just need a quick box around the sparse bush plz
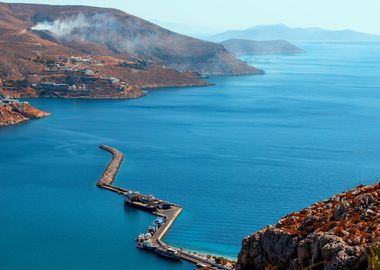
[214,256,229,265]
[368,244,380,270]
[264,265,278,270]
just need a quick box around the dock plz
[97,145,235,270]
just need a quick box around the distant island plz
[220,39,304,55]
[211,24,380,42]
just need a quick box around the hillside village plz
[0,56,149,99]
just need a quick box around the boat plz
[158,202,171,210]
[155,247,181,261]
[144,233,152,240]
[148,224,158,234]
[154,217,165,225]
[135,233,145,249]
[143,239,158,251]
[124,197,156,212]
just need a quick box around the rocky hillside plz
[220,39,304,55]
[0,2,262,78]
[237,182,380,270]
[0,102,50,126]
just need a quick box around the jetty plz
[97,145,235,270]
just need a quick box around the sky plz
[3,0,380,35]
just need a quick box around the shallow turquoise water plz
[1,43,380,269]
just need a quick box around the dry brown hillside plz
[238,182,380,270]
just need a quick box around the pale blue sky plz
[4,0,380,35]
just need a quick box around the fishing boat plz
[124,197,156,212]
[143,239,158,251]
[155,247,181,261]
[135,233,145,249]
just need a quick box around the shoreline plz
[0,102,50,127]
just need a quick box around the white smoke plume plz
[32,14,90,40]
[31,13,141,55]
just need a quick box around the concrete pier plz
[97,145,235,270]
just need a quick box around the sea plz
[1,43,380,270]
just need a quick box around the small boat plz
[153,217,165,226]
[135,233,145,249]
[155,247,181,261]
[124,197,156,212]
[148,224,158,234]
[143,239,158,251]
[159,203,171,210]
[144,233,152,240]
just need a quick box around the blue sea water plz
[1,43,380,270]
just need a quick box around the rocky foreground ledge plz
[0,102,50,126]
[237,182,379,270]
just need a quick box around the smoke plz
[32,14,91,40]
[31,13,140,55]
[30,13,212,65]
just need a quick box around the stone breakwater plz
[237,182,380,270]
[0,103,50,126]
[97,145,124,187]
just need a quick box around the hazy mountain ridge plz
[220,39,304,55]
[212,24,380,42]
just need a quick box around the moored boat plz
[155,247,181,261]
[135,233,145,249]
[143,239,158,251]
[124,197,156,212]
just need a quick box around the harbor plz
[97,145,235,270]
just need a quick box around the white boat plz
[135,233,145,249]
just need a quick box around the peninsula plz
[0,2,265,126]
[0,97,49,126]
[0,3,263,101]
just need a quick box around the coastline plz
[0,102,50,127]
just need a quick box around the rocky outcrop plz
[237,182,380,270]
[0,102,50,126]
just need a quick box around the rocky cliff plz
[237,182,380,270]
[0,102,50,126]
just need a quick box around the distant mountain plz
[220,39,304,55]
[151,20,223,39]
[211,24,380,42]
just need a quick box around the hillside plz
[0,101,50,126]
[212,24,380,42]
[0,2,261,80]
[220,39,304,55]
[237,182,380,270]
